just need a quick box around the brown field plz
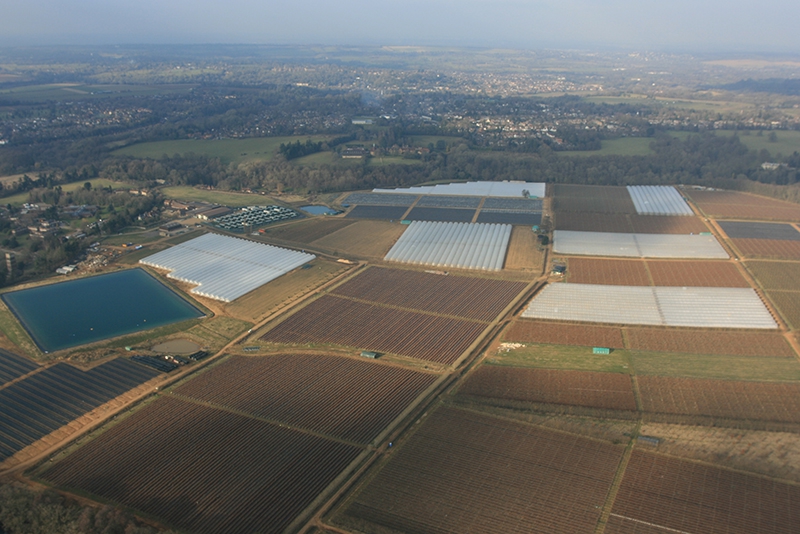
[607,450,800,534]
[687,189,800,221]
[747,260,800,290]
[174,353,436,444]
[260,217,355,243]
[310,220,405,258]
[567,258,650,286]
[646,260,750,287]
[638,375,800,423]
[505,320,625,348]
[261,295,487,365]
[331,266,527,322]
[42,396,362,534]
[626,327,794,357]
[732,238,800,259]
[555,212,632,232]
[628,214,708,234]
[459,366,636,411]
[767,291,800,329]
[638,422,800,483]
[504,225,545,271]
[342,407,623,534]
[225,259,347,322]
[552,184,636,214]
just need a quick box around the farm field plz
[344,205,408,220]
[504,225,544,271]
[629,214,707,234]
[161,186,277,207]
[767,291,800,329]
[732,237,800,259]
[258,218,355,244]
[416,195,482,208]
[339,407,624,534]
[458,366,637,411]
[260,296,487,365]
[405,207,476,222]
[1,178,133,206]
[632,351,800,381]
[647,259,749,287]
[505,320,625,349]
[0,349,38,386]
[174,353,437,445]
[567,258,650,286]
[552,184,636,214]
[607,450,800,534]
[625,327,795,357]
[330,267,527,322]
[476,210,542,225]
[489,343,631,373]
[342,192,418,206]
[747,260,800,290]
[718,221,800,240]
[686,189,800,221]
[555,212,631,233]
[716,129,800,156]
[638,375,800,423]
[41,396,362,534]
[310,220,405,258]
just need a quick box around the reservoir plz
[2,268,204,353]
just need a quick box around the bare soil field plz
[459,366,637,411]
[638,422,800,483]
[331,266,527,321]
[225,259,347,323]
[505,320,625,348]
[552,184,636,214]
[747,260,800,290]
[732,238,800,259]
[340,407,623,534]
[310,220,405,258]
[626,327,795,357]
[504,225,545,271]
[260,217,355,244]
[555,212,632,232]
[261,295,487,365]
[687,189,800,221]
[567,258,650,286]
[629,214,708,234]
[607,450,800,534]
[41,396,362,534]
[638,375,800,423]
[647,260,749,287]
[767,291,800,329]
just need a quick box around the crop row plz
[747,261,800,290]
[0,348,38,386]
[556,212,707,234]
[552,184,636,214]
[43,396,362,534]
[647,260,749,287]
[626,327,794,357]
[347,407,623,534]
[688,190,800,221]
[567,258,651,286]
[505,320,625,348]
[175,354,437,444]
[608,450,800,534]
[733,238,800,259]
[332,267,527,321]
[261,296,487,364]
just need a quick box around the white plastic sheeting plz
[553,230,728,259]
[627,185,694,215]
[140,233,314,302]
[384,221,512,271]
[522,283,777,329]
[374,181,546,199]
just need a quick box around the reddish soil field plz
[646,260,750,287]
[626,327,794,357]
[687,190,800,221]
[567,258,650,286]
[175,354,437,444]
[459,366,636,411]
[553,184,636,214]
[638,375,800,423]
[42,396,362,534]
[747,260,800,290]
[261,296,487,365]
[628,215,708,234]
[607,450,800,534]
[555,212,632,232]
[506,320,625,348]
[345,407,623,534]
[331,267,527,322]
[767,291,800,330]
[732,238,800,259]
[263,218,355,244]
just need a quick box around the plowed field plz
[505,320,625,348]
[459,366,636,411]
[175,354,437,444]
[638,375,800,423]
[261,296,487,364]
[344,407,623,534]
[732,238,800,259]
[608,450,800,534]
[747,260,800,290]
[626,327,794,357]
[555,213,707,234]
[331,267,527,321]
[311,220,406,258]
[261,218,355,244]
[42,396,362,534]
[647,260,749,287]
[629,215,707,234]
[767,291,800,329]
[567,258,650,286]
[553,184,636,214]
[687,190,800,221]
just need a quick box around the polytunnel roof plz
[553,230,728,259]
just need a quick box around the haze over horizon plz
[3,0,799,55]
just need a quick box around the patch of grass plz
[161,186,280,207]
[163,229,204,245]
[716,130,800,157]
[0,302,40,358]
[1,178,132,206]
[487,343,632,373]
[631,351,800,381]
[558,137,654,157]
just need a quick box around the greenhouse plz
[522,283,777,329]
[627,185,694,215]
[553,230,728,258]
[384,221,512,271]
[140,233,314,302]
[373,181,546,199]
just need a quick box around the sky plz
[2,0,799,53]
